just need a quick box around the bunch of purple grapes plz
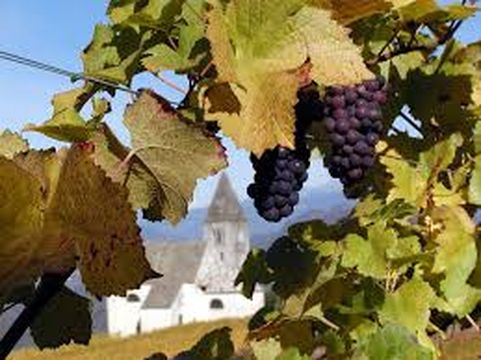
[323,77,388,187]
[246,86,322,222]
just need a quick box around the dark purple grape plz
[342,145,354,154]
[373,91,387,105]
[346,130,361,144]
[362,155,375,168]
[274,195,288,207]
[298,171,308,183]
[324,117,336,132]
[332,155,342,165]
[365,79,381,92]
[348,168,363,180]
[263,208,281,222]
[279,169,295,182]
[354,141,371,155]
[340,157,350,169]
[333,108,348,120]
[336,120,350,134]
[278,147,290,159]
[247,184,258,198]
[261,196,275,209]
[288,192,299,206]
[348,117,361,130]
[331,95,346,109]
[368,108,382,121]
[345,89,358,104]
[330,133,345,147]
[361,118,373,129]
[289,159,306,175]
[277,181,292,195]
[349,153,362,167]
[356,106,370,119]
[277,159,288,169]
[366,133,379,146]
[373,121,383,132]
[279,204,293,217]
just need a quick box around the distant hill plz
[140,187,355,248]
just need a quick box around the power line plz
[0,50,139,95]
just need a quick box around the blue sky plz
[0,1,479,210]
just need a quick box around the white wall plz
[171,284,265,325]
[129,284,266,334]
[140,308,172,333]
[106,284,151,337]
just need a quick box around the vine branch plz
[367,14,468,66]
[0,268,74,359]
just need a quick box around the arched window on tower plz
[210,298,224,309]
[126,293,140,302]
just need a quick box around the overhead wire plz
[0,49,140,95]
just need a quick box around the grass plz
[9,319,481,360]
[9,318,248,360]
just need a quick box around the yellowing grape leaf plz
[380,134,464,208]
[0,130,28,159]
[113,90,227,224]
[24,86,95,143]
[213,72,300,156]
[0,156,45,294]
[306,0,392,25]
[46,145,159,296]
[205,1,371,156]
[91,124,161,220]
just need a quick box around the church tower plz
[195,173,250,292]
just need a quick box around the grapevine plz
[0,1,480,360]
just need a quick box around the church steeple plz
[206,172,245,223]
[195,172,250,291]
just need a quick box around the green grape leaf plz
[205,1,371,156]
[30,286,92,349]
[379,277,435,348]
[380,133,464,208]
[107,0,137,24]
[24,86,95,143]
[0,130,28,158]
[48,145,159,296]
[305,0,392,25]
[118,0,186,30]
[251,338,283,360]
[355,323,434,360]
[235,248,273,299]
[82,24,147,84]
[406,66,475,133]
[341,223,397,279]
[174,327,234,360]
[276,348,311,360]
[117,89,227,224]
[431,206,481,316]
[142,0,207,73]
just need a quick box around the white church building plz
[106,173,266,337]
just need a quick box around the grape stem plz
[368,15,467,66]
[0,269,74,359]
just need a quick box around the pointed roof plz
[206,172,246,222]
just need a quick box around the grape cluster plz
[323,77,388,187]
[246,86,322,222]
